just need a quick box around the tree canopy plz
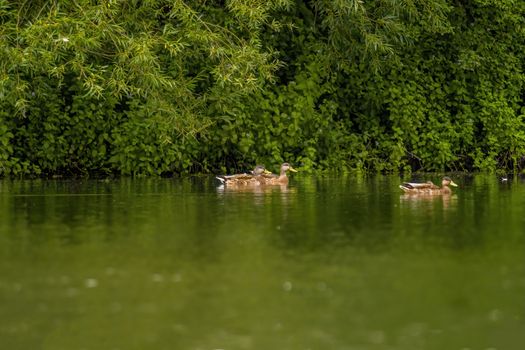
[1,0,524,176]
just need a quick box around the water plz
[1,175,524,350]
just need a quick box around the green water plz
[1,175,524,350]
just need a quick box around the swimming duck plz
[260,163,298,185]
[216,165,269,186]
[399,177,458,195]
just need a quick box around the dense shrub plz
[1,0,524,176]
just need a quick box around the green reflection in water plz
[0,175,524,350]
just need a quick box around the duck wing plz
[400,181,438,189]
[215,173,252,184]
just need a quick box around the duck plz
[399,177,458,195]
[216,165,269,186]
[259,163,298,185]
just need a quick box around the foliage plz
[0,0,291,176]
[1,0,525,176]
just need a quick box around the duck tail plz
[399,185,410,192]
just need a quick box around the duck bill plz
[450,181,458,187]
[288,167,298,172]
[263,169,273,174]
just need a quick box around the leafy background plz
[1,0,524,176]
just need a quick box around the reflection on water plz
[0,175,524,350]
[399,193,458,211]
[216,183,295,208]
[216,183,293,195]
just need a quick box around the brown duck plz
[399,177,458,195]
[259,163,298,185]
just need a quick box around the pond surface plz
[1,174,524,350]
